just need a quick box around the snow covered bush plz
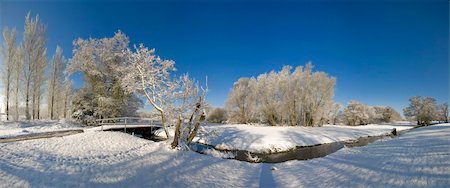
[207,107,227,123]
[343,101,401,126]
[226,63,336,126]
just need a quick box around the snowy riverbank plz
[0,124,449,187]
[159,123,417,153]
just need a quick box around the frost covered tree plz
[47,46,66,119]
[169,75,208,148]
[31,48,47,119]
[437,102,448,123]
[115,43,176,136]
[115,42,208,144]
[403,96,437,125]
[372,106,401,123]
[1,27,17,120]
[328,103,342,125]
[343,100,374,126]
[68,31,142,124]
[225,77,257,124]
[22,13,47,120]
[12,46,23,120]
[61,79,73,119]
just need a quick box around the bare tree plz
[48,46,65,119]
[1,27,17,121]
[13,46,23,120]
[32,49,47,119]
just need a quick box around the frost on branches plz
[116,43,208,148]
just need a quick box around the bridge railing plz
[95,117,162,131]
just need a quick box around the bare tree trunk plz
[187,113,206,143]
[6,85,9,121]
[63,93,68,118]
[171,115,182,149]
[32,88,36,120]
[15,69,20,121]
[37,91,41,119]
[25,81,30,120]
[50,94,54,119]
[159,111,169,138]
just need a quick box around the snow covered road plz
[0,124,449,187]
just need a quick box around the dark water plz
[106,127,163,140]
[190,142,344,163]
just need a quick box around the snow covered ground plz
[158,123,416,153]
[0,120,83,138]
[0,124,449,187]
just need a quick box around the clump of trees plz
[403,96,447,125]
[226,63,336,126]
[342,100,401,126]
[1,13,72,121]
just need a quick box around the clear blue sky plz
[1,0,448,113]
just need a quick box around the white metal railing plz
[95,117,162,131]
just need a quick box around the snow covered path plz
[0,120,83,138]
[0,124,449,187]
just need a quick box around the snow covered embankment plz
[197,123,415,154]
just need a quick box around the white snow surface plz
[0,124,449,187]
[161,123,416,153]
[0,120,83,138]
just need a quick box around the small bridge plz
[95,117,163,138]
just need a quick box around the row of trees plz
[1,13,72,121]
[403,96,448,125]
[226,64,336,126]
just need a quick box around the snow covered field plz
[0,120,83,138]
[0,124,449,187]
[164,123,417,153]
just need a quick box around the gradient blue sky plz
[1,0,448,113]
